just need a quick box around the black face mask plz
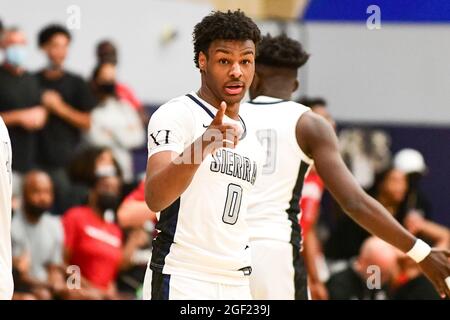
[97,192,120,213]
[24,203,49,218]
[97,82,116,95]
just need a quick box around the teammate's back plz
[241,98,312,244]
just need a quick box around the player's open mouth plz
[224,84,244,95]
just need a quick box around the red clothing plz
[62,206,123,290]
[122,181,158,230]
[116,82,142,110]
[124,180,145,202]
[299,169,325,236]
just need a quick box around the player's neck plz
[197,87,240,120]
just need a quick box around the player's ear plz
[293,79,299,93]
[198,52,207,71]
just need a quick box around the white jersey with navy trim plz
[240,96,313,245]
[147,92,263,285]
[0,116,13,299]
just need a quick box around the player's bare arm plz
[297,111,450,298]
[145,102,239,212]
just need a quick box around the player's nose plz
[229,62,243,79]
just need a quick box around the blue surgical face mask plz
[5,45,27,67]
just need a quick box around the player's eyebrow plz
[240,49,254,56]
[215,48,232,54]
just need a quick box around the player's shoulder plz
[152,94,195,118]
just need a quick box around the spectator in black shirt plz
[0,27,47,199]
[35,24,95,214]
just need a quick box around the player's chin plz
[221,91,246,105]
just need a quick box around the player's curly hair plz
[192,10,261,68]
[256,33,309,69]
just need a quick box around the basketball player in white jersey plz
[0,116,14,299]
[242,34,450,299]
[143,10,263,300]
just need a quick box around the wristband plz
[406,239,431,263]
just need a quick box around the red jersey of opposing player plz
[299,168,324,236]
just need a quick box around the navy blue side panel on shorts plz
[150,198,180,272]
[151,271,171,300]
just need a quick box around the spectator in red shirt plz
[62,165,142,299]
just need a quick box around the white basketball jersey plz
[147,92,263,285]
[0,116,13,299]
[240,96,313,247]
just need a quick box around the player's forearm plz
[146,161,199,212]
[341,192,416,253]
[145,140,205,212]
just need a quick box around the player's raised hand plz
[211,101,226,126]
[202,101,240,153]
[418,248,450,299]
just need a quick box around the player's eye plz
[241,59,251,65]
[219,58,229,65]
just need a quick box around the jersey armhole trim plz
[295,109,314,165]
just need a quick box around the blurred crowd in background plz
[0,19,448,300]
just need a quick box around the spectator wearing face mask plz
[11,171,66,300]
[0,28,47,199]
[62,164,143,299]
[95,40,143,112]
[67,146,123,210]
[86,62,145,183]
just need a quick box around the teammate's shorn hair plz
[192,10,261,68]
[256,33,309,69]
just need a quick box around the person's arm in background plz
[303,230,329,300]
[299,170,328,300]
[118,199,157,229]
[120,228,150,271]
[297,111,450,298]
[41,90,91,130]
[0,107,47,130]
[404,212,450,249]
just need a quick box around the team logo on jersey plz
[149,130,171,146]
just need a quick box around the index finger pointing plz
[212,101,227,125]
